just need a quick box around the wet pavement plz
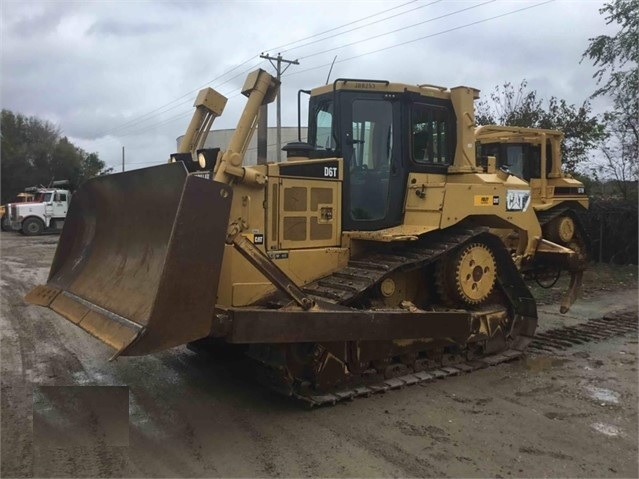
[1,231,637,478]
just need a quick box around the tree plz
[1,109,111,203]
[475,80,605,171]
[583,0,638,111]
[50,137,83,183]
[81,152,113,182]
[583,0,638,198]
[591,110,638,200]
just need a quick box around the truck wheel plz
[22,218,44,236]
[0,215,9,232]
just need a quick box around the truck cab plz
[8,186,72,235]
[1,192,36,231]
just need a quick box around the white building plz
[176,127,308,165]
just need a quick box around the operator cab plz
[303,79,457,232]
[478,141,553,182]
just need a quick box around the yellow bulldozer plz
[475,126,590,309]
[27,70,582,404]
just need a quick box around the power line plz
[266,0,420,53]
[128,0,492,138]
[120,86,251,139]
[115,2,474,138]
[108,1,467,138]
[101,56,263,136]
[280,0,443,55]
[114,1,554,141]
[298,0,496,61]
[106,2,433,138]
[287,0,555,79]
[122,89,251,139]
[120,110,193,138]
[113,59,267,137]
[260,54,300,161]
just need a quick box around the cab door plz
[52,192,67,217]
[340,93,405,231]
[44,192,54,219]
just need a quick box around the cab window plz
[313,101,335,150]
[349,99,393,221]
[411,104,451,165]
[505,145,524,179]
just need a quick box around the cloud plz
[86,19,169,37]
[3,2,74,37]
[1,0,618,171]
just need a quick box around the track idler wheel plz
[547,215,576,243]
[438,242,497,306]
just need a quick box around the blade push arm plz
[212,69,279,185]
[177,87,228,158]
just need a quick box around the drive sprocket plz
[438,242,497,306]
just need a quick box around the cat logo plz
[246,233,264,245]
[474,195,500,206]
[506,190,531,212]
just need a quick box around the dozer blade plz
[25,163,232,358]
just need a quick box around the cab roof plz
[475,125,564,142]
[310,79,478,101]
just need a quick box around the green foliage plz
[475,80,605,171]
[1,110,113,203]
[588,196,638,264]
[583,0,638,109]
[591,110,639,199]
[583,0,638,199]
[579,2,638,263]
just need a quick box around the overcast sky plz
[1,0,617,172]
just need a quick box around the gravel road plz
[1,231,637,478]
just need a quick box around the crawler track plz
[536,204,591,257]
[302,228,480,304]
[528,310,638,353]
[299,310,638,406]
[251,227,538,404]
[295,349,526,407]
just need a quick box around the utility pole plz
[122,146,125,172]
[260,53,299,161]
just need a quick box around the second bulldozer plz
[27,70,581,404]
[476,126,589,309]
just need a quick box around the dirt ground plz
[1,231,637,478]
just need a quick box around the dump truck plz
[27,70,580,404]
[475,126,589,306]
[1,192,36,231]
[5,181,72,235]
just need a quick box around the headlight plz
[196,148,219,170]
